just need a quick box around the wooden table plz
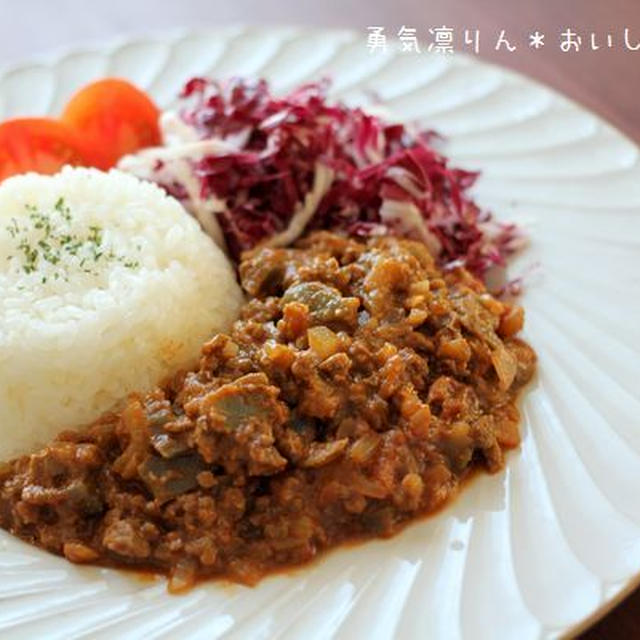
[0,0,638,636]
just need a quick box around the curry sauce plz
[0,232,536,590]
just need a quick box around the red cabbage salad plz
[119,77,526,283]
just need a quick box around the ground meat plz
[0,232,536,590]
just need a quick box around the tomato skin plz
[0,118,89,182]
[61,78,161,169]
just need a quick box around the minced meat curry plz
[0,232,536,590]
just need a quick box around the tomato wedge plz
[0,118,89,182]
[61,78,161,169]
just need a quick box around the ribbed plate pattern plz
[1,26,639,640]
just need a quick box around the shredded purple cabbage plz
[142,77,525,280]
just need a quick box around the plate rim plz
[0,23,638,153]
[0,24,639,640]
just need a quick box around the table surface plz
[1,0,639,637]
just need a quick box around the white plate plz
[1,25,639,640]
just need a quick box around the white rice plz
[0,167,243,460]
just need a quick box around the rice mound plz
[0,167,243,460]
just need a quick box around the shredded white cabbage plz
[379,199,442,257]
[119,112,336,255]
[264,163,335,248]
[117,112,232,250]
